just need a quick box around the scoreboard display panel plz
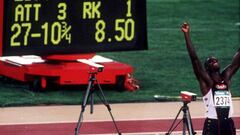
[0,0,147,56]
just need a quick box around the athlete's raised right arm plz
[181,23,212,95]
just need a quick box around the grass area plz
[0,0,239,106]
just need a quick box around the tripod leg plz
[96,80,122,135]
[90,90,94,114]
[74,80,93,135]
[185,108,195,135]
[183,111,187,135]
[166,106,183,135]
[75,110,84,135]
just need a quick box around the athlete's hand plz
[181,22,190,33]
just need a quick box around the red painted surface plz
[0,117,239,135]
[0,0,4,56]
[43,53,96,61]
[0,55,134,88]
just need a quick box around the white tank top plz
[202,89,233,119]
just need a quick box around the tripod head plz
[88,67,103,81]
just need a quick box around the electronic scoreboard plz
[0,0,147,56]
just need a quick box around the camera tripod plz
[74,71,121,135]
[165,101,196,135]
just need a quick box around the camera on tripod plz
[166,91,197,135]
[75,59,121,135]
[180,91,197,102]
[77,59,104,73]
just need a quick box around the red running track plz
[0,117,239,135]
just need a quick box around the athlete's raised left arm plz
[223,48,240,80]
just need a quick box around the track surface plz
[0,101,240,134]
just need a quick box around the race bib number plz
[214,91,231,108]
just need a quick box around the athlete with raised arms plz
[181,22,240,135]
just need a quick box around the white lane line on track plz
[66,129,240,135]
[76,130,203,135]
